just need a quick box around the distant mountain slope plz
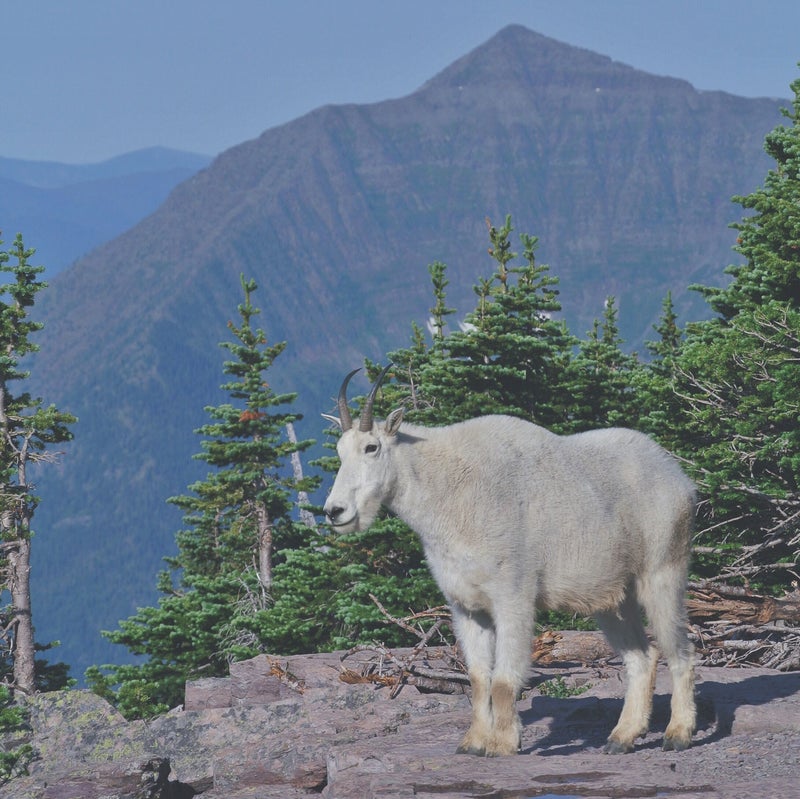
[0,147,212,273]
[27,25,787,678]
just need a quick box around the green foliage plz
[536,675,591,699]
[381,217,577,432]
[564,296,643,432]
[0,233,75,691]
[89,275,318,717]
[653,76,800,590]
[257,516,443,653]
[0,685,33,784]
[0,234,75,503]
[420,218,575,427]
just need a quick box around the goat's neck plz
[385,424,461,542]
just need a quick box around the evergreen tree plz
[0,685,32,783]
[181,274,314,591]
[0,234,75,694]
[401,217,576,429]
[565,296,642,431]
[88,275,316,717]
[229,516,441,656]
[664,75,800,589]
[636,292,687,445]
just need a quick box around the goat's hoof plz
[483,737,522,757]
[663,734,691,752]
[603,738,634,755]
[455,743,486,757]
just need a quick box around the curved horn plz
[359,363,393,432]
[337,368,361,432]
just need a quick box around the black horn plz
[337,368,361,432]
[359,363,393,432]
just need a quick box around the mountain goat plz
[323,366,697,757]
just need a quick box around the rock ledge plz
[3,648,799,798]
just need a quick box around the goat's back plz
[405,416,695,614]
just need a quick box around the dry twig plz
[339,600,468,695]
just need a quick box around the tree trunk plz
[255,501,272,593]
[7,537,35,693]
[286,423,317,530]
[687,580,800,624]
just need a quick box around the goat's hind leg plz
[595,592,657,754]
[639,567,696,751]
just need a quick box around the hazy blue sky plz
[3,0,799,164]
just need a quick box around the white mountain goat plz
[323,366,697,757]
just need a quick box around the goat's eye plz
[365,443,379,455]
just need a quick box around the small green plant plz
[537,675,590,699]
[0,686,34,784]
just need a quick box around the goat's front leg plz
[484,610,530,756]
[451,606,495,756]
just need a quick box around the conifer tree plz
[635,292,691,449]
[0,234,74,694]
[664,75,800,588]
[182,274,314,591]
[565,296,642,431]
[407,217,576,429]
[88,275,316,717]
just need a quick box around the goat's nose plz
[325,504,345,522]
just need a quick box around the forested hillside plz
[22,25,790,678]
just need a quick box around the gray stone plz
[2,652,798,799]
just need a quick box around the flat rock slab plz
[2,651,798,799]
[322,663,800,799]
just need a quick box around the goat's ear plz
[321,413,342,430]
[385,407,405,436]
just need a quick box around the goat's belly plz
[537,573,627,616]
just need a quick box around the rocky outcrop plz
[3,648,799,798]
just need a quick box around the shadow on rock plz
[518,668,800,756]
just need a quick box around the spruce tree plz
[0,234,75,694]
[409,217,576,429]
[88,275,316,717]
[565,296,642,432]
[665,75,800,589]
[636,292,686,445]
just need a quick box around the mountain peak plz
[422,23,690,98]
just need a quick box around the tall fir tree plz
[0,234,75,694]
[88,275,317,717]
[399,217,576,429]
[636,292,687,446]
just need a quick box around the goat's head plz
[322,365,404,532]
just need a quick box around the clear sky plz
[2,0,799,164]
